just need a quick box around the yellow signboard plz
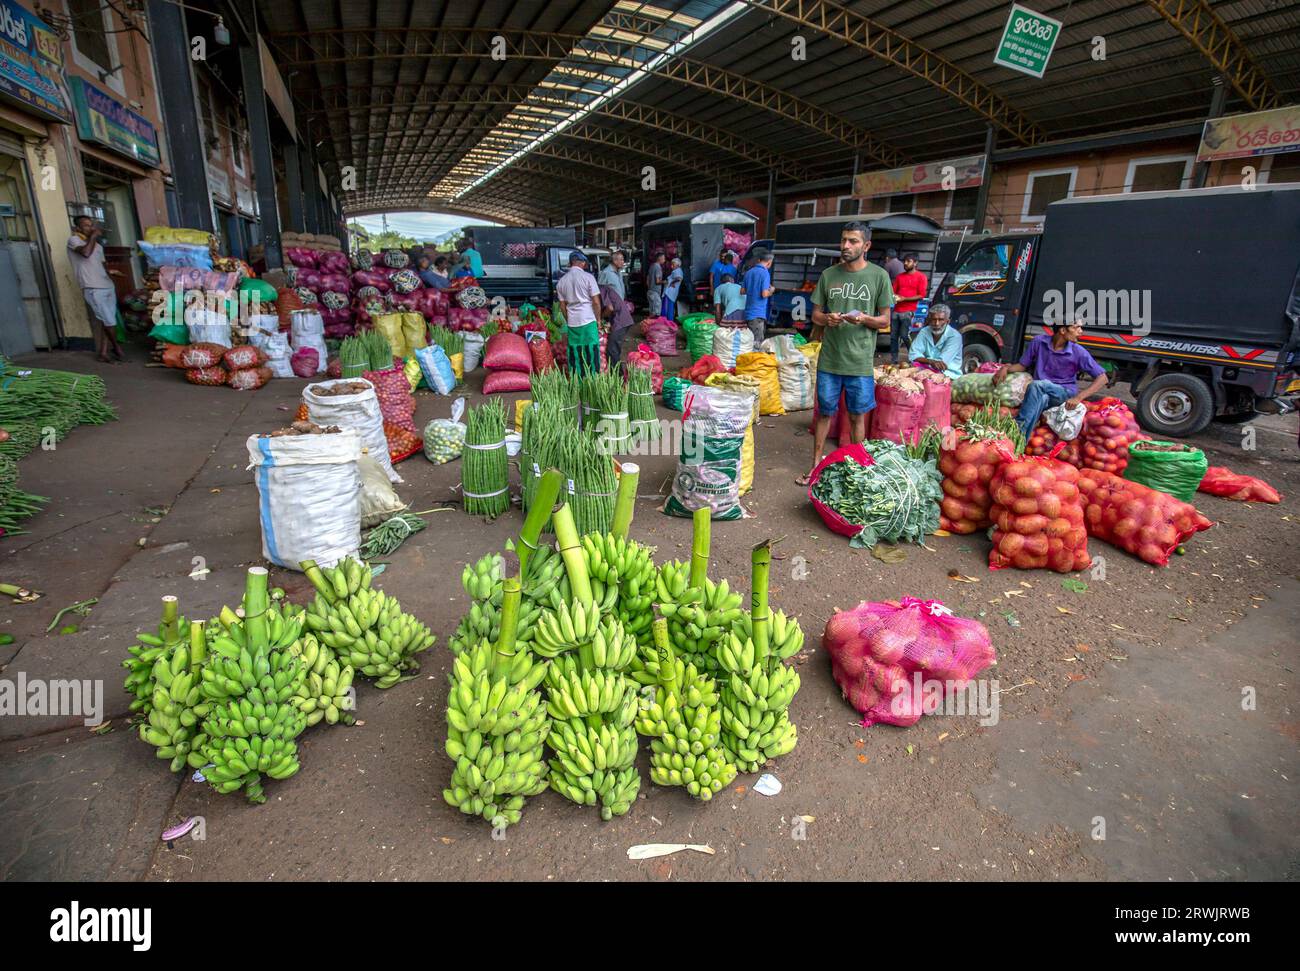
[1197,105,1300,163]
[854,155,985,199]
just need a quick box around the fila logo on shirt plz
[828,283,874,302]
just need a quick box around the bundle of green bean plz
[362,331,393,371]
[0,454,47,536]
[520,399,564,516]
[627,364,660,443]
[0,422,42,461]
[558,429,617,536]
[582,369,629,453]
[429,327,464,357]
[0,381,78,441]
[0,359,115,426]
[530,370,580,426]
[360,511,429,558]
[338,336,370,378]
[462,400,510,517]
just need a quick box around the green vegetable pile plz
[812,448,943,548]
[462,400,510,518]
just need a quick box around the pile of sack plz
[663,383,755,520]
[481,331,533,394]
[284,233,354,337]
[161,341,273,390]
[760,336,814,413]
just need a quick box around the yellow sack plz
[372,313,410,359]
[735,351,784,416]
[403,356,423,391]
[514,398,532,434]
[144,225,213,246]
[402,313,428,354]
[740,425,755,496]
[449,352,464,383]
[704,373,758,495]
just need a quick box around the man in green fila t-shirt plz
[797,221,893,486]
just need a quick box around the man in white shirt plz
[68,215,124,362]
[555,250,601,375]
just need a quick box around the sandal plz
[795,472,813,487]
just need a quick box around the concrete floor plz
[1,346,1296,881]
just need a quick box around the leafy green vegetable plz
[812,450,943,548]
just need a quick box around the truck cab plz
[936,233,1039,372]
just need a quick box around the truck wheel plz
[1136,373,1214,437]
[962,342,996,373]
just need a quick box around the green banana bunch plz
[461,552,503,602]
[122,600,188,716]
[289,633,356,726]
[448,596,542,656]
[443,638,551,828]
[461,546,568,608]
[729,609,805,662]
[629,562,743,682]
[300,558,436,688]
[137,624,211,774]
[533,597,603,658]
[197,599,309,804]
[634,654,736,801]
[581,533,657,646]
[717,632,801,773]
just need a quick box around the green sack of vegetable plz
[1123,440,1207,503]
[683,319,717,362]
[147,323,189,345]
[662,376,692,411]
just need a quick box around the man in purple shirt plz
[995,318,1108,440]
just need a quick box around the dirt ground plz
[1,345,1297,882]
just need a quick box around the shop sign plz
[669,197,719,217]
[207,165,232,204]
[854,154,986,199]
[606,210,634,231]
[1196,105,1300,163]
[992,3,1062,79]
[70,77,160,167]
[0,0,70,123]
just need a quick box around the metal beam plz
[1144,0,1281,111]
[238,37,283,268]
[737,0,1046,146]
[147,0,213,232]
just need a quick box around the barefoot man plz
[797,221,892,485]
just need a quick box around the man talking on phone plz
[797,221,892,486]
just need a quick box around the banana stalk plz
[552,502,593,608]
[517,469,563,578]
[689,506,711,589]
[243,567,270,653]
[610,462,639,540]
[751,541,771,673]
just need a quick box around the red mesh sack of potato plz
[364,366,417,432]
[483,331,533,372]
[871,384,924,444]
[178,342,227,369]
[161,343,188,369]
[222,345,267,371]
[383,420,423,464]
[988,446,1091,573]
[482,369,533,394]
[824,597,997,728]
[227,366,272,391]
[938,430,1014,534]
[1077,469,1213,566]
[627,343,663,392]
[1025,421,1082,466]
[1080,398,1145,474]
[185,366,226,386]
[1197,466,1281,503]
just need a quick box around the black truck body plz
[641,208,758,312]
[461,225,577,302]
[935,185,1300,437]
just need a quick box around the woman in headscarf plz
[661,257,684,323]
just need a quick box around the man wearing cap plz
[556,250,602,375]
[741,248,774,344]
[709,247,735,298]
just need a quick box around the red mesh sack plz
[1197,466,1281,503]
[364,366,417,431]
[808,443,876,538]
[276,288,304,331]
[483,369,533,394]
[1025,422,1082,466]
[185,366,226,386]
[643,317,679,357]
[179,342,227,369]
[383,421,423,464]
[824,597,996,728]
[627,344,664,393]
[682,354,728,385]
[295,404,309,422]
[1078,469,1213,566]
[871,385,925,444]
[222,345,267,371]
[326,357,343,379]
[527,337,556,373]
[352,269,391,292]
[290,347,319,378]
[483,332,533,372]
[448,306,490,331]
[227,366,272,391]
[918,374,952,431]
[988,446,1091,573]
[1080,398,1145,474]
[937,431,1013,533]
[161,344,188,369]
[810,389,854,443]
[285,247,318,268]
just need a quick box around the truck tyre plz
[1136,373,1214,438]
[962,342,997,373]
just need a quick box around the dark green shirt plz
[811,261,893,376]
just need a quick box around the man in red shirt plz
[890,252,928,365]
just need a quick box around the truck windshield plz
[951,243,1013,291]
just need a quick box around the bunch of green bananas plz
[450,547,568,654]
[729,609,805,660]
[544,616,641,819]
[289,633,356,726]
[580,532,657,645]
[717,631,800,773]
[449,596,542,656]
[534,598,604,657]
[137,626,210,774]
[629,562,743,680]
[634,654,736,801]
[300,557,435,688]
[197,601,309,803]
[443,638,551,828]
[122,600,188,716]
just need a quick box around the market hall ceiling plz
[261,0,1300,225]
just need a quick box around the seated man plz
[713,272,746,323]
[996,318,1108,440]
[907,302,962,378]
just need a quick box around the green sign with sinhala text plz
[993,3,1062,79]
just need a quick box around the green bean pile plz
[0,454,47,536]
[627,364,660,444]
[556,428,617,537]
[461,399,510,518]
[581,368,629,454]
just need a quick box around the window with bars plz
[947,187,980,223]
[1024,170,1075,219]
[68,0,115,73]
[794,200,815,218]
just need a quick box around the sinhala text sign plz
[993,3,1062,79]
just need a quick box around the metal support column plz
[239,39,283,267]
[972,125,996,234]
[1192,77,1228,189]
[764,169,776,237]
[147,0,213,231]
[283,141,305,233]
